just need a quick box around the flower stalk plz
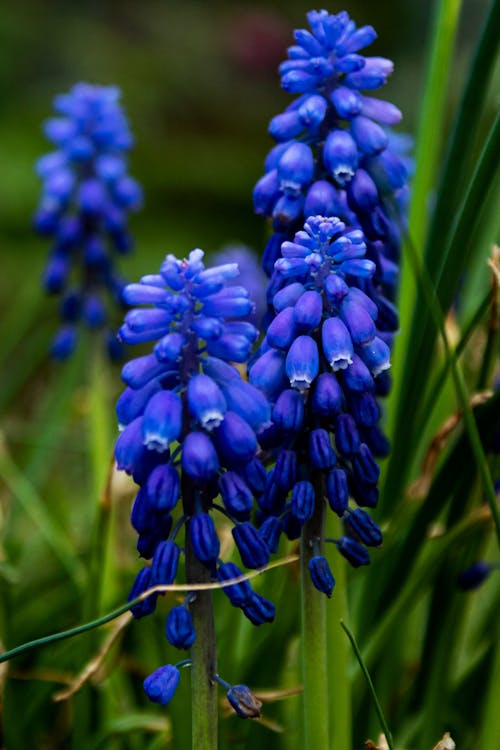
[300,480,330,750]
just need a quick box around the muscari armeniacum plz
[254,8,411,359]
[249,215,388,593]
[115,248,276,708]
[34,83,142,360]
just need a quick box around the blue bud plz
[258,516,283,554]
[253,169,280,215]
[142,391,182,451]
[182,432,220,482]
[122,353,168,389]
[293,290,323,331]
[202,356,239,385]
[347,168,379,213]
[273,282,305,312]
[321,317,354,371]
[344,508,382,546]
[267,307,298,350]
[298,94,328,129]
[309,555,335,597]
[360,96,402,125]
[213,411,257,468]
[360,337,391,377]
[341,295,376,345]
[272,388,305,431]
[145,463,180,512]
[226,684,262,719]
[323,130,358,187]
[457,562,492,591]
[165,605,196,649]
[219,472,253,520]
[291,481,315,522]
[272,193,305,229]
[335,414,361,457]
[187,374,227,431]
[342,355,375,394]
[326,468,349,516]
[324,274,350,304]
[330,86,362,118]
[242,592,276,625]
[309,428,337,469]
[352,444,380,485]
[350,116,388,155]
[241,458,267,495]
[128,566,157,618]
[336,536,370,567]
[151,540,180,585]
[130,487,155,533]
[349,392,380,427]
[274,450,298,491]
[269,110,303,141]
[233,522,270,569]
[143,664,180,706]
[311,373,344,416]
[115,416,145,475]
[50,326,77,359]
[217,562,253,607]
[221,379,271,433]
[344,57,394,90]
[190,513,220,564]
[153,332,185,363]
[249,349,288,399]
[286,335,319,390]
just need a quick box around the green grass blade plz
[341,621,394,750]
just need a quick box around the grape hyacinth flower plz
[116,248,275,707]
[34,82,142,359]
[254,8,409,343]
[249,215,386,593]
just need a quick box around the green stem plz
[84,345,116,621]
[341,622,394,750]
[326,515,351,750]
[301,486,329,750]
[480,623,500,750]
[185,521,218,750]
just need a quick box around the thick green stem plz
[185,523,218,750]
[326,515,351,750]
[301,487,329,750]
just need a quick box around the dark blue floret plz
[143,664,180,706]
[309,555,336,597]
[226,684,263,719]
[344,508,382,546]
[35,83,142,359]
[457,562,492,591]
[336,536,370,567]
[151,541,180,585]
[242,592,276,625]
[128,566,157,619]
[165,605,196,650]
[217,562,254,607]
[190,513,220,565]
[233,522,270,570]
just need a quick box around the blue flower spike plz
[249,216,387,586]
[35,83,142,359]
[115,248,278,709]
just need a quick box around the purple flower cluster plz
[249,216,386,593]
[115,249,276,706]
[254,8,410,337]
[34,83,142,359]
